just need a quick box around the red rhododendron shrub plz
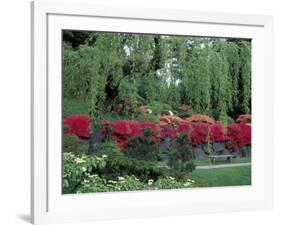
[209,123,225,142]
[239,123,251,147]
[160,123,192,139]
[63,115,90,139]
[176,123,192,136]
[226,123,251,151]
[139,122,160,139]
[236,114,251,124]
[190,123,210,145]
[102,120,160,150]
[160,126,177,139]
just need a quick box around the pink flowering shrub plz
[190,123,210,145]
[209,123,225,142]
[63,115,90,139]
[101,120,160,150]
[63,114,251,152]
[226,123,251,151]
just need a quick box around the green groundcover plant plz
[63,152,196,194]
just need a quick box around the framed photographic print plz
[31,1,273,224]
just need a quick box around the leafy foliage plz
[63,134,89,154]
[63,152,196,194]
[125,128,160,161]
[154,177,195,189]
[63,153,107,193]
[167,135,195,174]
[239,41,251,114]
[77,175,148,193]
[63,31,251,121]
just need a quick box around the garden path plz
[196,162,251,169]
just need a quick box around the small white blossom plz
[118,176,125,181]
[88,174,98,178]
[184,182,192,187]
[74,158,85,164]
[168,176,175,180]
[146,109,152,114]
[148,179,154,185]
[102,154,108,158]
[108,180,118,184]
[187,179,195,183]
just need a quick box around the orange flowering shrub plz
[236,114,251,124]
[159,115,186,126]
[185,114,215,125]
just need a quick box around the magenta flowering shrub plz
[63,114,90,139]
[63,114,251,152]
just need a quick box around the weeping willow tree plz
[222,41,241,116]
[63,31,251,126]
[63,43,96,100]
[208,44,231,122]
[239,41,251,114]
[87,33,126,123]
[182,38,211,114]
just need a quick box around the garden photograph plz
[62,30,251,194]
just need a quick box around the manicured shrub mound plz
[209,123,225,142]
[185,114,215,124]
[159,115,186,126]
[63,114,251,152]
[236,114,251,124]
[63,114,90,138]
[190,123,210,145]
[226,123,251,151]
[102,120,160,150]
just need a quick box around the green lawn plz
[63,98,122,121]
[63,98,90,117]
[193,157,251,166]
[189,166,251,187]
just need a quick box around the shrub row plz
[63,114,251,151]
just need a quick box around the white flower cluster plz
[108,180,118,184]
[183,178,196,187]
[74,158,86,164]
[118,176,125,181]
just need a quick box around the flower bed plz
[63,114,251,152]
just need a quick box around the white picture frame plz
[31,1,274,224]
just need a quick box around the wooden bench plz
[209,154,236,164]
